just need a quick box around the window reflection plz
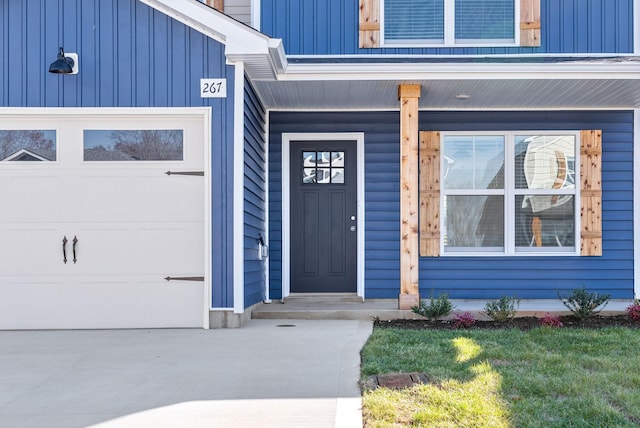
[302,150,346,184]
[84,130,183,161]
[0,130,56,162]
[515,135,575,190]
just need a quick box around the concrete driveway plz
[0,319,373,428]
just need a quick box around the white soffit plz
[254,59,640,110]
[255,78,640,110]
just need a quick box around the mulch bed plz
[375,315,640,330]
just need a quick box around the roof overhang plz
[255,57,640,110]
[138,1,640,111]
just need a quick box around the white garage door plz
[0,110,208,329]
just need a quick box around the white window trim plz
[440,131,581,257]
[380,0,520,48]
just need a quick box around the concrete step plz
[284,293,365,304]
[252,298,424,321]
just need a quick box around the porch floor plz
[251,295,633,321]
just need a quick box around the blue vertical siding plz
[0,0,236,308]
[244,77,267,308]
[269,111,634,300]
[261,0,634,55]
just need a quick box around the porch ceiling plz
[248,58,640,110]
[253,78,640,110]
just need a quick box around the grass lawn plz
[361,327,640,427]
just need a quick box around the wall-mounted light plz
[49,47,78,75]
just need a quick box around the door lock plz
[350,226,356,232]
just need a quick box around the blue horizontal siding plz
[244,77,267,308]
[0,0,236,308]
[269,111,634,300]
[261,0,634,55]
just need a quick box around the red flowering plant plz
[452,312,476,329]
[540,313,564,328]
[626,300,640,321]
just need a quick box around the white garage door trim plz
[0,107,211,329]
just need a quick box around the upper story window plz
[382,0,516,46]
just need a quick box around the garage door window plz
[0,130,57,161]
[84,130,184,161]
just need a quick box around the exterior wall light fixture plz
[49,47,78,75]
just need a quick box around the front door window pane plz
[317,168,331,183]
[0,130,57,161]
[317,152,331,167]
[331,152,344,167]
[303,168,316,183]
[303,152,317,166]
[331,168,345,183]
[444,195,504,249]
[84,130,184,161]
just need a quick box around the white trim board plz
[233,62,246,314]
[263,110,271,303]
[281,133,365,298]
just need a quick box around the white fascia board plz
[277,62,640,82]
[233,62,246,314]
[138,0,273,56]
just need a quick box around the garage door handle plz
[72,236,78,264]
[62,236,68,264]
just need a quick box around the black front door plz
[290,141,357,293]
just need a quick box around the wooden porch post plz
[398,84,421,309]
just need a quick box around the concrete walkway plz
[0,320,373,428]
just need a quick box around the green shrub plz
[483,296,520,322]
[412,293,453,321]
[558,287,610,319]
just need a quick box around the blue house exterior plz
[1,0,639,328]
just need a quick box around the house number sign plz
[200,78,227,98]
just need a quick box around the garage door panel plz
[0,281,204,329]
[1,227,72,274]
[75,174,203,223]
[71,223,203,275]
[0,175,70,223]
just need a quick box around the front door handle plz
[72,236,78,264]
[62,236,68,264]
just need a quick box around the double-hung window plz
[382,0,517,46]
[441,132,579,256]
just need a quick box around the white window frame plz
[380,0,520,48]
[440,131,581,257]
